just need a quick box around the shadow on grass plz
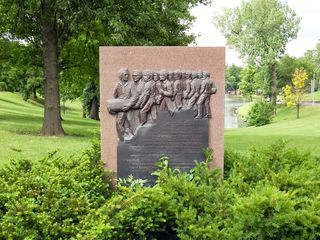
[0,97,29,107]
[27,99,44,108]
[0,113,43,124]
[9,129,41,136]
[63,118,100,128]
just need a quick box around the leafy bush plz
[229,184,319,240]
[0,142,112,239]
[225,141,320,239]
[0,141,319,239]
[247,100,274,126]
[0,81,7,91]
[80,153,229,240]
[80,143,320,239]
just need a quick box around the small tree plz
[283,67,308,118]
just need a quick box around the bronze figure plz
[108,68,138,140]
[139,70,156,125]
[195,71,217,118]
[173,70,184,110]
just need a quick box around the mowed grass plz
[225,104,320,156]
[304,91,320,101]
[0,92,100,166]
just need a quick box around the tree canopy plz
[213,0,300,102]
[0,0,211,135]
[225,64,242,93]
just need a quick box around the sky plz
[189,0,320,66]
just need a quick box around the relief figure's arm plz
[188,83,195,98]
[162,83,173,97]
[113,85,119,98]
[183,82,191,98]
[128,84,139,107]
[139,87,151,108]
[173,81,178,97]
[199,81,206,95]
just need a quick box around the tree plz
[238,65,262,100]
[213,0,300,104]
[283,67,308,119]
[301,43,320,91]
[226,64,242,94]
[0,1,106,135]
[0,0,211,135]
[0,39,43,100]
[59,0,213,120]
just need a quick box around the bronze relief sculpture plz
[107,68,217,140]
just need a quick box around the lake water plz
[225,95,250,128]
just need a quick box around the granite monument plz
[100,47,225,181]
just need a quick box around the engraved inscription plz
[117,110,208,181]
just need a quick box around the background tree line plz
[225,42,320,101]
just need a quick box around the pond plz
[225,95,250,128]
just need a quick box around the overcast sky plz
[189,0,320,66]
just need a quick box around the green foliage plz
[247,100,274,126]
[0,142,112,239]
[81,150,226,240]
[1,141,319,239]
[225,141,320,239]
[239,65,263,99]
[0,39,43,99]
[81,143,320,239]
[0,0,212,134]
[229,185,319,240]
[277,55,313,90]
[214,0,300,100]
[302,42,320,91]
[0,82,7,91]
[82,81,99,117]
[226,64,242,92]
[213,0,300,66]
[0,0,212,104]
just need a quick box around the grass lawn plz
[304,91,320,101]
[0,92,100,166]
[225,104,320,156]
[1,91,319,165]
[236,101,254,117]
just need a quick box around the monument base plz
[117,109,208,182]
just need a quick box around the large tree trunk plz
[89,96,100,120]
[40,6,65,136]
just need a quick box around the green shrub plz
[224,141,320,239]
[0,143,112,239]
[229,184,319,240]
[1,141,319,239]
[0,82,7,91]
[247,100,274,126]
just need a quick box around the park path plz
[302,100,320,106]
